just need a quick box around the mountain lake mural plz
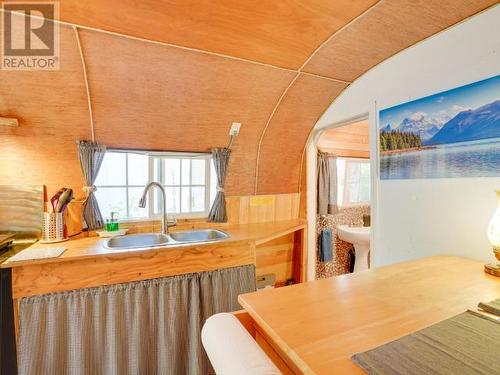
[379,74,500,180]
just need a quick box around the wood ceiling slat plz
[256,74,348,194]
[78,29,296,196]
[34,0,378,70]
[303,0,498,81]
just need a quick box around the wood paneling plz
[255,227,307,286]
[0,23,90,198]
[239,256,500,374]
[11,239,255,298]
[256,74,347,194]
[303,0,498,81]
[79,29,295,195]
[317,120,369,158]
[226,193,300,225]
[34,0,378,69]
[256,234,295,284]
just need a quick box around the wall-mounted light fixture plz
[485,190,500,277]
[0,117,19,127]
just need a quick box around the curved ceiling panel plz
[79,29,296,195]
[0,23,90,196]
[256,74,347,194]
[38,0,378,69]
[303,0,498,81]
[1,2,495,199]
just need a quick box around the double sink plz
[105,229,230,250]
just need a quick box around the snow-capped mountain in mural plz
[396,112,445,141]
[427,99,500,145]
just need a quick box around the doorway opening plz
[314,118,372,279]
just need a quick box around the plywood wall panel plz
[256,74,347,194]
[0,24,90,197]
[303,0,498,81]
[40,0,377,69]
[79,30,296,195]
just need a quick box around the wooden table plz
[238,256,500,374]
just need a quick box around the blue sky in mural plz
[380,74,500,139]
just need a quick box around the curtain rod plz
[107,147,211,157]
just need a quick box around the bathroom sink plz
[336,225,370,246]
[169,229,229,243]
[105,233,172,250]
[337,225,370,272]
[104,229,229,250]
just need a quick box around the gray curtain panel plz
[18,265,256,375]
[77,140,106,230]
[207,148,231,222]
[317,152,338,215]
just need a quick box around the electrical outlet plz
[229,122,241,136]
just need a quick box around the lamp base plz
[484,263,500,277]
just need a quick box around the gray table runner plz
[478,299,500,316]
[352,311,500,375]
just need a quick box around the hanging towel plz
[319,229,333,262]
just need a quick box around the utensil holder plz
[42,212,65,242]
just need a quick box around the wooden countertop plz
[1,219,305,268]
[238,256,500,374]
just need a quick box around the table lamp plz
[485,190,500,277]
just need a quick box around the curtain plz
[317,152,338,215]
[18,265,256,375]
[77,141,106,230]
[207,148,231,222]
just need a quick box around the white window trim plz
[96,150,214,221]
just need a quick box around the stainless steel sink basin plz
[104,229,229,250]
[169,229,229,243]
[105,233,172,249]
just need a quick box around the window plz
[95,150,216,221]
[336,158,370,207]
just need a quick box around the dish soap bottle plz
[106,212,119,232]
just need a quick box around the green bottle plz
[106,212,119,231]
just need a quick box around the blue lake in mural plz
[380,137,500,180]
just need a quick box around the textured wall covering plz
[0,24,90,195]
[316,205,370,279]
[0,2,495,197]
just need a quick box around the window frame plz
[337,157,371,208]
[152,154,213,219]
[95,149,214,222]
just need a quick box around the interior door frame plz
[305,111,378,280]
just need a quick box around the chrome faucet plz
[138,182,176,234]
